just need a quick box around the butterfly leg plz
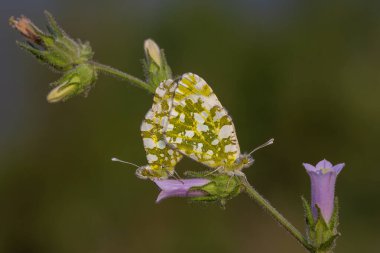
[226,174,235,190]
[204,166,223,176]
[167,169,184,184]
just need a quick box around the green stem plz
[239,177,312,252]
[91,61,155,93]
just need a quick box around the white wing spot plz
[194,113,205,123]
[195,79,207,90]
[147,154,158,163]
[171,109,179,117]
[213,110,226,122]
[156,87,165,97]
[185,130,195,138]
[145,110,154,120]
[152,102,161,113]
[219,125,234,139]
[166,124,174,131]
[180,113,185,122]
[168,149,174,155]
[160,116,168,127]
[195,143,203,152]
[141,122,153,131]
[201,111,209,118]
[207,150,214,155]
[157,140,166,149]
[143,138,155,149]
[197,124,209,132]
[175,137,183,143]
[224,144,237,153]
[211,139,219,145]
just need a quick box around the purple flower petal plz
[304,159,344,222]
[154,178,210,203]
[332,163,345,174]
[156,189,206,203]
[303,163,317,172]
[316,159,333,170]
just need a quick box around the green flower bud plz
[47,64,97,103]
[184,171,244,207]
[143,38,172,89]
[10,11,94,72]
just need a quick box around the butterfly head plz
[233,138,275,171]
[235,154,255,170]
[136,165,173,180]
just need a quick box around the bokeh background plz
[1,1,379,252]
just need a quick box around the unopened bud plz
[47,82,77,103]
[47,64,97,103]
[142,38,172,89]
[144,39,162,67]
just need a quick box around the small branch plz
[91,61,155,93]
[239,177,312,252]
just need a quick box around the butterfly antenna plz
[111,157,140,168]
[248,138,274,156]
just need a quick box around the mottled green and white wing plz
[164,73,240,169]
[137,79,183,179]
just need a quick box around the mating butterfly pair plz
[134,73,273,180]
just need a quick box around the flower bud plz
[47,64,97,103]
[10,11,94,72]
[143,38,172,88]
[144,39,162,67]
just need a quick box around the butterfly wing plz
[138,79,183,179]
[164,73,240,169]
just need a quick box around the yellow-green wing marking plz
[164,73,241,171]
[137,79,183,179]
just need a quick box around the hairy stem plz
[239,177,312,252]
[91,61,155,93]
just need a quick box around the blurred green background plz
[1,1,379,252]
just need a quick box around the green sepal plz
[329,197,339,230]
[44,10,64,38]
[16,41,71,71]
[160,49,172,79]
[301,196,315,228]
[318,233,340,252]
[305,202,340,252]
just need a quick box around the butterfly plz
[164,73,273,176]
[136,79,183,179]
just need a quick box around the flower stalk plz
[91,61,155,93]
[239,177,313,251]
